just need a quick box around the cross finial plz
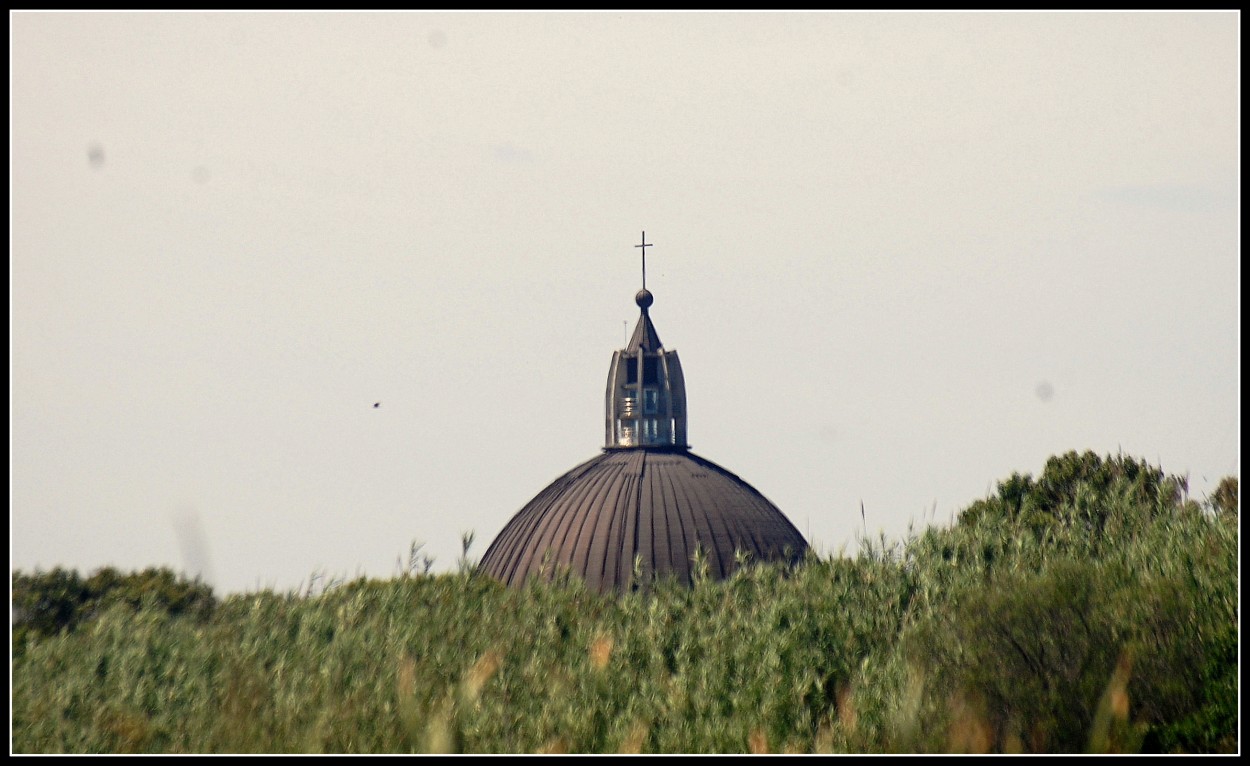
[635,231,653,290]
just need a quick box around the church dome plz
[479,449,808,593]
[478,233,810,594]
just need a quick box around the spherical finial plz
[635,289,654,310]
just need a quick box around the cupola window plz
[642,418,660,443]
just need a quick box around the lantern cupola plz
[604,233,687,449]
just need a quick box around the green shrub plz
[12,566,216,651]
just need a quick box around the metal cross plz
[635,231,654,290]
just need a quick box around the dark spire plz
[626,291,662,352]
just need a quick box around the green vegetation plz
[12,566,217,653]
[11,451,1238,753]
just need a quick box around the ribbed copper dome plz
[479,448,808,594]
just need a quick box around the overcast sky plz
[11,11,1239,595]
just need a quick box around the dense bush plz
[1210,475,1238,518]
[956,450,1183,545]
[12,566,216,652]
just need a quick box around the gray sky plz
[11,11,1239,595]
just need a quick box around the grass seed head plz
[589,632,614,671]
[749,728,769,754]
